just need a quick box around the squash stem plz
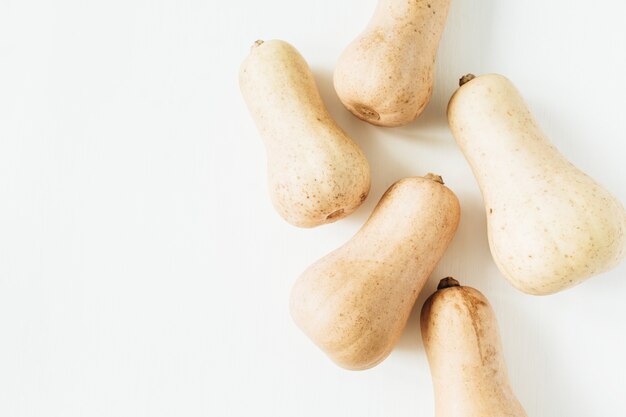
[424,173,444,185]
[437,277,460,290]
[459,74,476,86]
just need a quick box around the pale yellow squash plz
[240,40,370,228]
[448,74,626,294]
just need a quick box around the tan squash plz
[448,73,626,294]
[290,175,460,369]
[240,39,371,228]
[333,0,451,127]
[421,278,528,417]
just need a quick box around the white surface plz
[1,0,625,416]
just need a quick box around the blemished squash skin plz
[333,0,451,127]
[290,175,460,370]
[239,40,371,228]
[448,74,626,295]
[421,278,528,417]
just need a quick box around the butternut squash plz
[334,0,451,126]
[290,175,460,369]
[448,73,626,294]
[421,277,528,417]
[240,40,371,227]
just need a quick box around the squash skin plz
[290,175,460,370]
[448,73,626,295]
[333,0,451,127]
[421,278,528,417]
[240,40,371,228]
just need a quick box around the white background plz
[1,0,625,416]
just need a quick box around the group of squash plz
[239,0,626,415]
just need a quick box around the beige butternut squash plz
[290,175,460,369]
[240,39,370,227]
[334,0,451,126]
[421,278,528,417]
[448,73,626,294]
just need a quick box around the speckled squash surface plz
[333,0,451,127]
[290,175,460,370]
[239,40,371,228]
[421,278,528,417]
[448,74,626,295]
